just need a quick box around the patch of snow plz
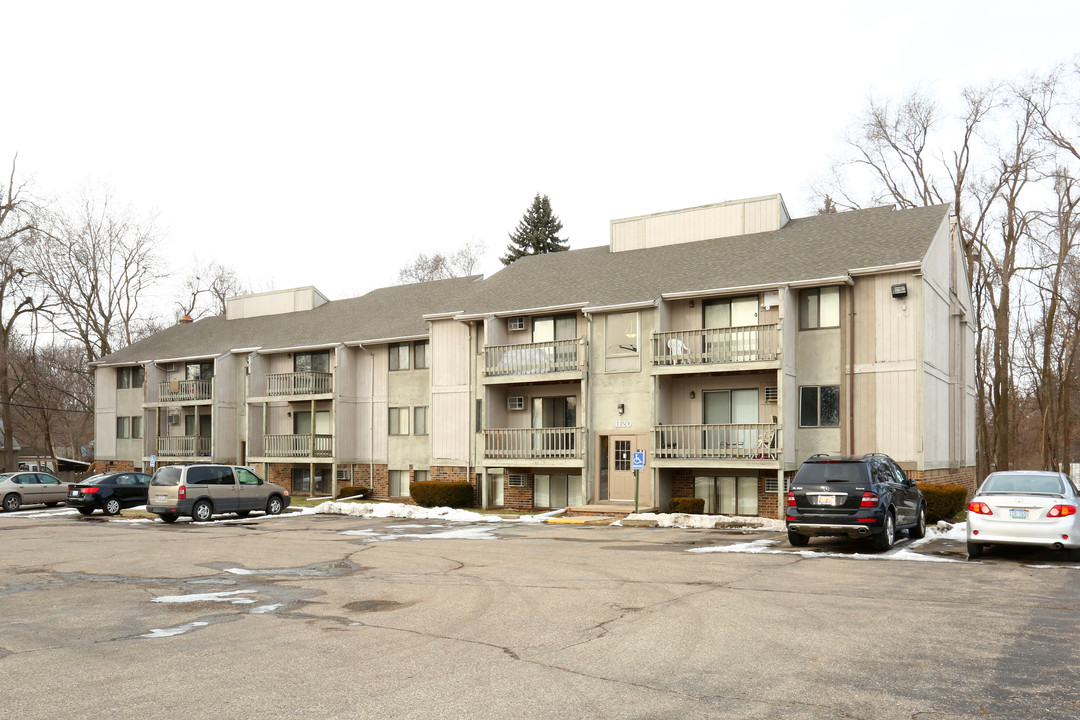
[142,621,208,638]
[689,537,966,563]
[627,512,786,531]
[339,526,498,542]
[314,501,499,523]
[152,589,257,604]
[250,604,284,614]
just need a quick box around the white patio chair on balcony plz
[666,337,690,364]
[753,428,776,459]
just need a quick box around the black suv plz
[786,453,926,551]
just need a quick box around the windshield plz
[981,473,1066,495]
[150,467,183,486]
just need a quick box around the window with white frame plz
[413,340,429,369]
[604,312,640,372]
[389,469,410,496]
[799,385,840,427]
[116,366,144,389]
[294,410,330,435]
[294,350,330,373]
[389,407,410,435]
[413,469,429,483]
[413,406,428,435]
[799,287,840,330]
[389,343,410,371]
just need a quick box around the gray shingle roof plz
[98,203,950,364]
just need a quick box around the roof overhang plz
[582,299,660,314]
[455,302,589,322]
[344,334,428,347]
[254,342,341,355]
[848,260,922,276]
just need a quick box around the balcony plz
[484,339,582,379]
[266,372,333,396]
[652,423,778,461]
[157,436,212,457]
[652,324,780,368]
[158,379,213,402]
[484,427,585,461]
[264,434,333,458]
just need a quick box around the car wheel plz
[77,507,95,516]
[2,493,21,512]
[872,512,896,552]
[103,498,122,516]
[265,496,283,516]
[787,529,810,547]
[192,500,213,522]
[967,541,983,559]
[158,513,179,523]
[909,505,927,540]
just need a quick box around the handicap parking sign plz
[632,451,645,470]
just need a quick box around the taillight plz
[81,487,99,494]
[968,501,993,515]
[786,491,796,507]
[860,492,878,508]
[178,485,186,500]
[1048,505,1077,518]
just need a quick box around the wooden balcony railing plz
[484,427,585,460]
[266,372,333,396]
[158,379,213,402]
[484,339,582,377]
[652,423,778,460]
[264,434,333,458]
[652,324,779,366]
[157,435,212,457]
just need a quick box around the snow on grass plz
[621,512,786,531]
[152,589,257,604]
[142,621,208,638]
[250,604,284,614]
[313,501,560,524]
[343,526,498,542]
[0,507,80,519]
[689,532,968,563]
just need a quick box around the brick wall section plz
[504,471,533,511]
[667,470,785,518]
[910,466,977,496]
[91,460,136,474]
[428,465,479,506]
[351,463,389,500]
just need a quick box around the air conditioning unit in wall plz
[765,386,778,403]
[167,408,181,425]
[508,474,527,487]
[336,468,352,482]
[507,396,525,411]
[162,362,177,372]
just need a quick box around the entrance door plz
[608,435,637,501]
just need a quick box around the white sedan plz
[967,471,1080,561]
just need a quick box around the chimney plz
[179,314,193,324]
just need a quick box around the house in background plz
[92,194,975,518]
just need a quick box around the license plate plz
[817,495,836,506]
[69,490,78,497]
[156,495,167,503]
[1009,508,1029,520]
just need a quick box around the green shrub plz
[410,481,475,508]
[337,486,371,500]
[918,483,969,522]
[669,497,706,514]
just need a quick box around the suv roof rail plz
[807,453,834,460]
[861,452,890,459]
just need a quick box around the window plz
[237,468,261,485]
[116,417,131,439]
[476,399,483,433]
[614,440,632,471]
[186,361,214,380]
[131,416,143,439]
[476,322,484,354]
[703,296,758,329]
[389,343,410,371]
[413,341,429,369]
[389,407,410,435]
[532,314,576,343]
[294,351,330,373]
[116,366,144,389]
[799,287,840,330]
[389,469,410,496]
[800,385,840,427]
[533,474,582,508]
[294,410,330,435]
[292,468,331,494]
[414,470,430,483]
[413,406,428,436]
[605,312,640,372]
[695,476,759,515]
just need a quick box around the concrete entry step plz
[566,503,657,518]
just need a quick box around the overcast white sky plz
[4,1,1078,318]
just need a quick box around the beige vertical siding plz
[213,353,237,462]
[431,319,472,463]
[95,367,118,459]
[610,196,788,252]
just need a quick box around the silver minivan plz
[147,464,290,523]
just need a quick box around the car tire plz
[967,541,983,559]
[104,498,122,516]
[872,511,895,552]
[3,493,21,512]
[265,496,283,516]
[787,529,810,547]
[909,505,927,540]
[158,513,179,524]
[77,507,95,516]
[192,500,213,522]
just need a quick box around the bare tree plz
[177,258,247,319]
[398,240,485,284]
[35,185,162,362]
[0,157,51,470]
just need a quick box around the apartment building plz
[92,194,976,518]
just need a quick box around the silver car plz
[0,472,69,511]
[967,471,1080,561]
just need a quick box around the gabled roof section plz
[458,203,950,315]
[97,275,481,365]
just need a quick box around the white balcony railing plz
[484,339,582,377]
[652,324,779,366]
[653,423,778,460]
[484,427,585,460]
[266,372,333,396]
[158,379,213,402]
[157,435,212,457]
[264,434,333,458]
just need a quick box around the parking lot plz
[3,506,1079,720]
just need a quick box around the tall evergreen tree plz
[500,193,569,265]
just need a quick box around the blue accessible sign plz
[632,451,645,470]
